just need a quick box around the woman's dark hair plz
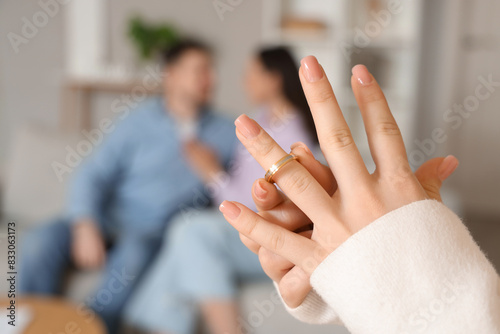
[257,46,317,144]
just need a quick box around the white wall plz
[105,0,263,114]
[0,0,263,167]
[65,0,107,78]
[2,0,500,217]
[0,0,65,166]
[416,0,500,215]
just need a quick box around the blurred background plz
[0,0,499,333]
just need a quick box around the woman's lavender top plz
[213,109,315,211]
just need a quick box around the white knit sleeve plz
[309,200,500,334]
[273,282,342,324]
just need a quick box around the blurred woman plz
[125,46,318,334]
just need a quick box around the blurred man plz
[19,40,236,333]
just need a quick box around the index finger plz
[220,200,323,275]
[234,114,337,225]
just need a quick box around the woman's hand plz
[246,148,458,308]
[245,142,337,307]
[219,58,459,304]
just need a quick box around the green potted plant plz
[128,16,180,61]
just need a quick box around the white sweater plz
[280,200,500,333]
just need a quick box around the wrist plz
[72,218,100,235]
[202,164,225,184]
[309,200,491,333]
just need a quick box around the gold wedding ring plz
[264,153,298,183]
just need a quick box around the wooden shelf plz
[60,76,163,131]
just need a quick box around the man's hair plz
[162,39,212,66]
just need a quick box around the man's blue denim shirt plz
[66,97,237,237]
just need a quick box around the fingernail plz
[438,155,459,181]
[301,56,323,83]
[254,180,268,200]
[291,141,313,157]
[235,114,260,139]
[219,201,241,219]
[352,64,373,85]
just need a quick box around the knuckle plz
[375,121,401,136]
[322,128,355,151]
[240,234,258,251]
[309,87,335,104]
[385,164,421,192]
[393,160,413,178]
[278,280,294,302]
[258,248,272,268]
[254,134,278,159]
[360,88,386,104]
[258,248,279,271]
[421,182,441,199]
[279,169,312,196]
[277,207,298,228]
[241,215,259,237]
[278,272,308,303]
[268,230,286,252]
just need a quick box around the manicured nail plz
[438,155,459,181]
[301,56,323,83]
[254,180,268,200]
[352,64,373,85]
[291,141,313,157]
[219,201,241,219]
[235,114,260,139]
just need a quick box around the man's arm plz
[66,126,129,222]
[66,121,131,269]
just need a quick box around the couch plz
[0,124,348,334]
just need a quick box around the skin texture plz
[220,58,459,309]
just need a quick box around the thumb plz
[415,155,459,202]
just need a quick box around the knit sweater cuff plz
[310,200,500,334]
